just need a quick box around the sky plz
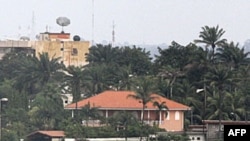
[1,0,250,46]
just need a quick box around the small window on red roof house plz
[175,111,180,120]
[166,111,170,120]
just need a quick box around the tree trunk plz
[159,110,162,125]
[140,104,146,141]
[218,91,222,139]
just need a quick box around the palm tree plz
[112,65,134,90]
[108,111,137,141]
[153,101,168,125]
[215,41,250,69]
[80,102,100,127]
[127,76,158,123]
[205,64,233,138]
[12,52,64,108]
[82,64,113,97]
[194,25,227,62]
[85,44,119,64]
[206,93,228,120]
[127,76,158,141]
[223,90,245,121]
[63,65,84,122]
[157,65,185,99]
[29,52,64,86]
[28,83,64,130]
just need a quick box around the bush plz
[1,129,19,141]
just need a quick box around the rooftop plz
[65,90,190,110]
[27,130,65,138]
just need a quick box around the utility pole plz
[0,98,8,141]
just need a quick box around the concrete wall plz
[0,40,32,47]
[52,138,63,141]
[64,138,140,141]
[87,138,140,141]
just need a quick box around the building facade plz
[0,40,35,59]
[0,32,90,67]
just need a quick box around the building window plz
[175,111,180,120]
[166,111,170,120]
[72,48,78,55]
[197,137,200,140]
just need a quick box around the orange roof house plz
[26,130,65,141]
[65,90,191,131]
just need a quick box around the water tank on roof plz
[73,35,81,41]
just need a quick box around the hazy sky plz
[1,0,250,46]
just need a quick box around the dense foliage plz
[0,25,250,140]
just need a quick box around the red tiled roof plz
[27,130,65,138]
[65,90,190,110]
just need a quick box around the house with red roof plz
[26,130,65,141]
[65,90,191,131]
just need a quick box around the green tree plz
[112,65,134,90]
[127,76,158,141]
[86,44,152,76]
[80,102,101,128]
[205,64,233,138]
[154,41,188,70]
[107,111,138,140]
[157,65,185,99]
[194,25,227,61]
[82,64,113,96]
[153,101,168,126]
[86,44,120,65]
[63,65,84,122]
[117,46,152,75]
[215,41,250,69]
[28,83,64,130]
[127,76,158,122]
[14,52,64,96]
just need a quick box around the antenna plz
[46,25,49,32]
[27,26,31,38]
[18,25,21,39]
[112,21,115,47]
[92,0,95,45]
[31,11,35,40]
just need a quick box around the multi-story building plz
[0,32,90,67]
[0,40,35,59]
[34,32,90,67]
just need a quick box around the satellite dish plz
[73,35,81,41]
[56,17,70,33]
[20,36,30,41]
